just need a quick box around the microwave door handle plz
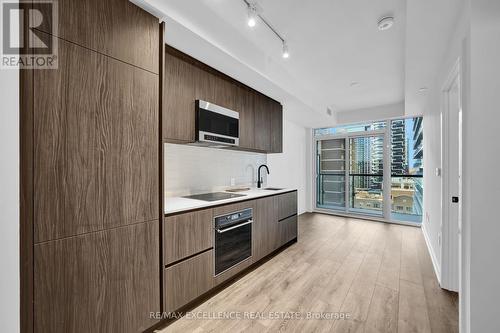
[215,220,253,233]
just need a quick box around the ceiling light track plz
[242,0,290,58]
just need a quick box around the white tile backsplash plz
[164,143,267,197]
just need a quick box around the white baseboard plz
[421,222,442,284]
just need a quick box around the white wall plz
[164,144,266,196]
[333,102,405,125]
[267,118,309,214]
[0,60,20,331]
[467,1,500,331]
[419,5,469,282]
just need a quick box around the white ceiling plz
[405,0,465,116]
[254,0,407,112]
[132,0,463,127]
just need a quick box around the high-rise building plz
[391,119,408,174]
[412,117,424,215]
[370,122,385,189]
[350,136,371,189]
[412,117,424,173]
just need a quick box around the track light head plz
[247,4,257,27]
[282,42,289,58]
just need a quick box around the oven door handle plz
[215,220,253,233]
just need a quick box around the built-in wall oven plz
[214,208,252,276]
[196,100,239,147]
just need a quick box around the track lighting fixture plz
[243,0,289,60]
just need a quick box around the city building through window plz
[314,117,423,224]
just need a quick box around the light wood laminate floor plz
[159,213,458,333]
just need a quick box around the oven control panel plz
[215,208,253,229]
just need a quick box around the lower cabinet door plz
[276,191,298,221]
[34,221,160,333]
[278,215,298,246]
[253,196,277,262]
[164,250,214,313]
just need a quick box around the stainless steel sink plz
[182,192,246,202]
[225,187,251,192]
[263,187,284,191]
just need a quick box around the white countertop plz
[165,188,296,215]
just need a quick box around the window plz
[314,116,423,225]
[314,121,386,137]
[390,117,423,223]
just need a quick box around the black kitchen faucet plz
[257,164,270,188]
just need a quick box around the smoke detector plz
[378,16,395,31]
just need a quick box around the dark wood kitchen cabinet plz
[194,64,216,105]
[254,191,298,261]
[34,38,159,243]
[253,196,279,261]
[275,191,298,248]
[22,0,162,332]
[34,0,159,73]
[238,88,255,149]
[164,208,213,265]
[164,250,214,313]
[34,220,160,333]
[253,93,272,152]
[270,100,283,153]
[212,72,238,111]
[163,50,196,143]
[162,46,283,153]
[278,215,298,246]
[276,191,298,221]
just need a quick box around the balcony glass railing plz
[317,173,345,210]
[349,174,384,216]
[390,176,423,223]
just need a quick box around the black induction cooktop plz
[182,192,246,202]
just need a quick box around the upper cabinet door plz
[238,87,255,149]
[162,46,283,152]
[212,74,237,111]
[254,93,272,152]
[163,52,196,143]
[34,39,159,242]
[195,65,216,104]
[270,100,283,153]
[34,0,159,73]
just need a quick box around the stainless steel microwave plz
[195,100,239,147]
